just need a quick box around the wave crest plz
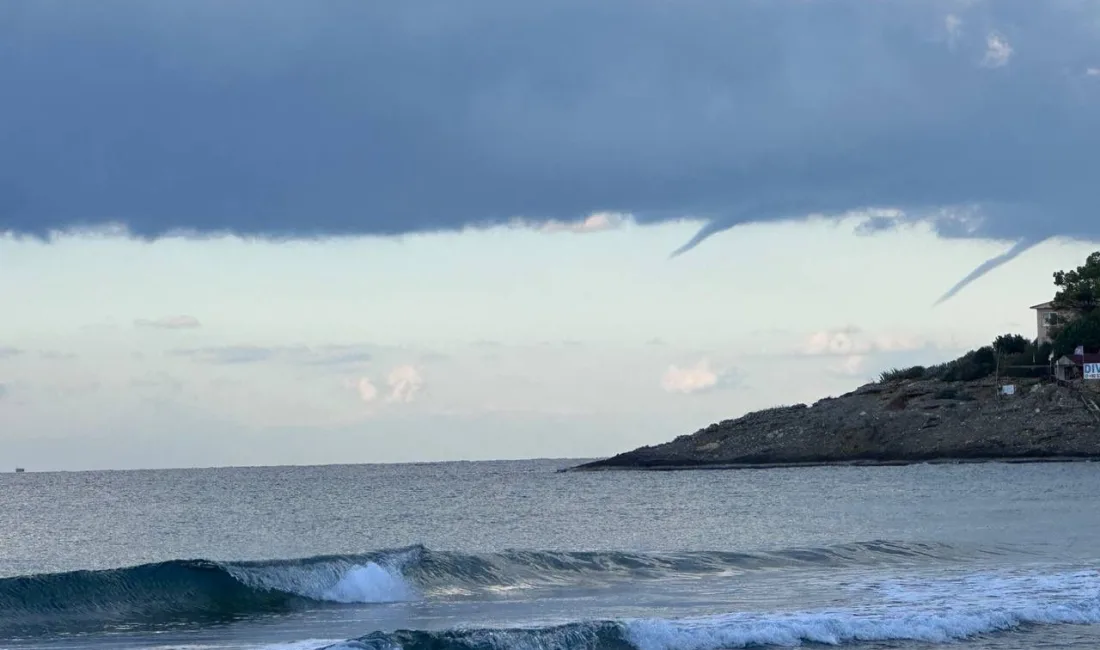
[0,552,417,636]
[0,540,995,636]
[331,589,1100,650]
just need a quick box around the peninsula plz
[573,246,1100,471]
[571,374,1100,471]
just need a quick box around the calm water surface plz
[2,460,1100,650]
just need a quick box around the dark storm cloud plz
[1,1,1098,299]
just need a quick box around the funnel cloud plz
[1,1,1098,300]
[933,238,1049,306]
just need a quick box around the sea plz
[2,459,1100,650]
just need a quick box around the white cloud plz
[353,377,378,403]
[386,365,424,403]
[344,366,422,404]
[829,355,867,377]
[1087,67,1100,77]
[660,359,736,395]
[135,315,202,330]
[801,327,926,357]
[532,212,630,234]
[981,32,1013,68]
[945,14,963,48]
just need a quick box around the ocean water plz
[2,460,1100,650]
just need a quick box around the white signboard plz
[1085,363,1100,380]
[1001,385,1016,395]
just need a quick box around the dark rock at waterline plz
[570,379,1100,471]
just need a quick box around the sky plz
[1,0,1099,470]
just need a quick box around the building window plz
[1043,311,1056,326]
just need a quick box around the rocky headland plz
[571,378,1100,471]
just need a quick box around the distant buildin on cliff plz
[1030,301,1063,344]
[1032,299,1099,382]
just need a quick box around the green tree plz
[1051,311,1100,358]
[993,333,1030,355]
[1052,251,1100,316]
[941,346,997,382]
[1001,339,1053,378]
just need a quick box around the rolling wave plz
[0,540,997,636]
[329,602,1100,650]
[328,569,1100,650]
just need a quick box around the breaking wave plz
[330,603,1100,650]
[0,540,1000,636]
[329,569,1100,650]
[0,552,418,637]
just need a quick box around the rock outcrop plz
[571,378,1100,471]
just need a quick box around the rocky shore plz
[571,378,1100,471]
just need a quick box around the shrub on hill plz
[877,337,1052,384]
[1051,311,1100,359]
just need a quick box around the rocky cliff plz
[572,378,1100,470]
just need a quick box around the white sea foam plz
[869,568,1100,609]
[251,641,347,650]
[226,560,417,604]
[627,605,1096,649]
[320,563,417,604]
[245,566,1100,650]
[625,568,1100,650]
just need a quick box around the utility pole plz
[995,348,1001,399]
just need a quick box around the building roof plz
[1030,301,1054,310]
[1055,353,1100,365]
